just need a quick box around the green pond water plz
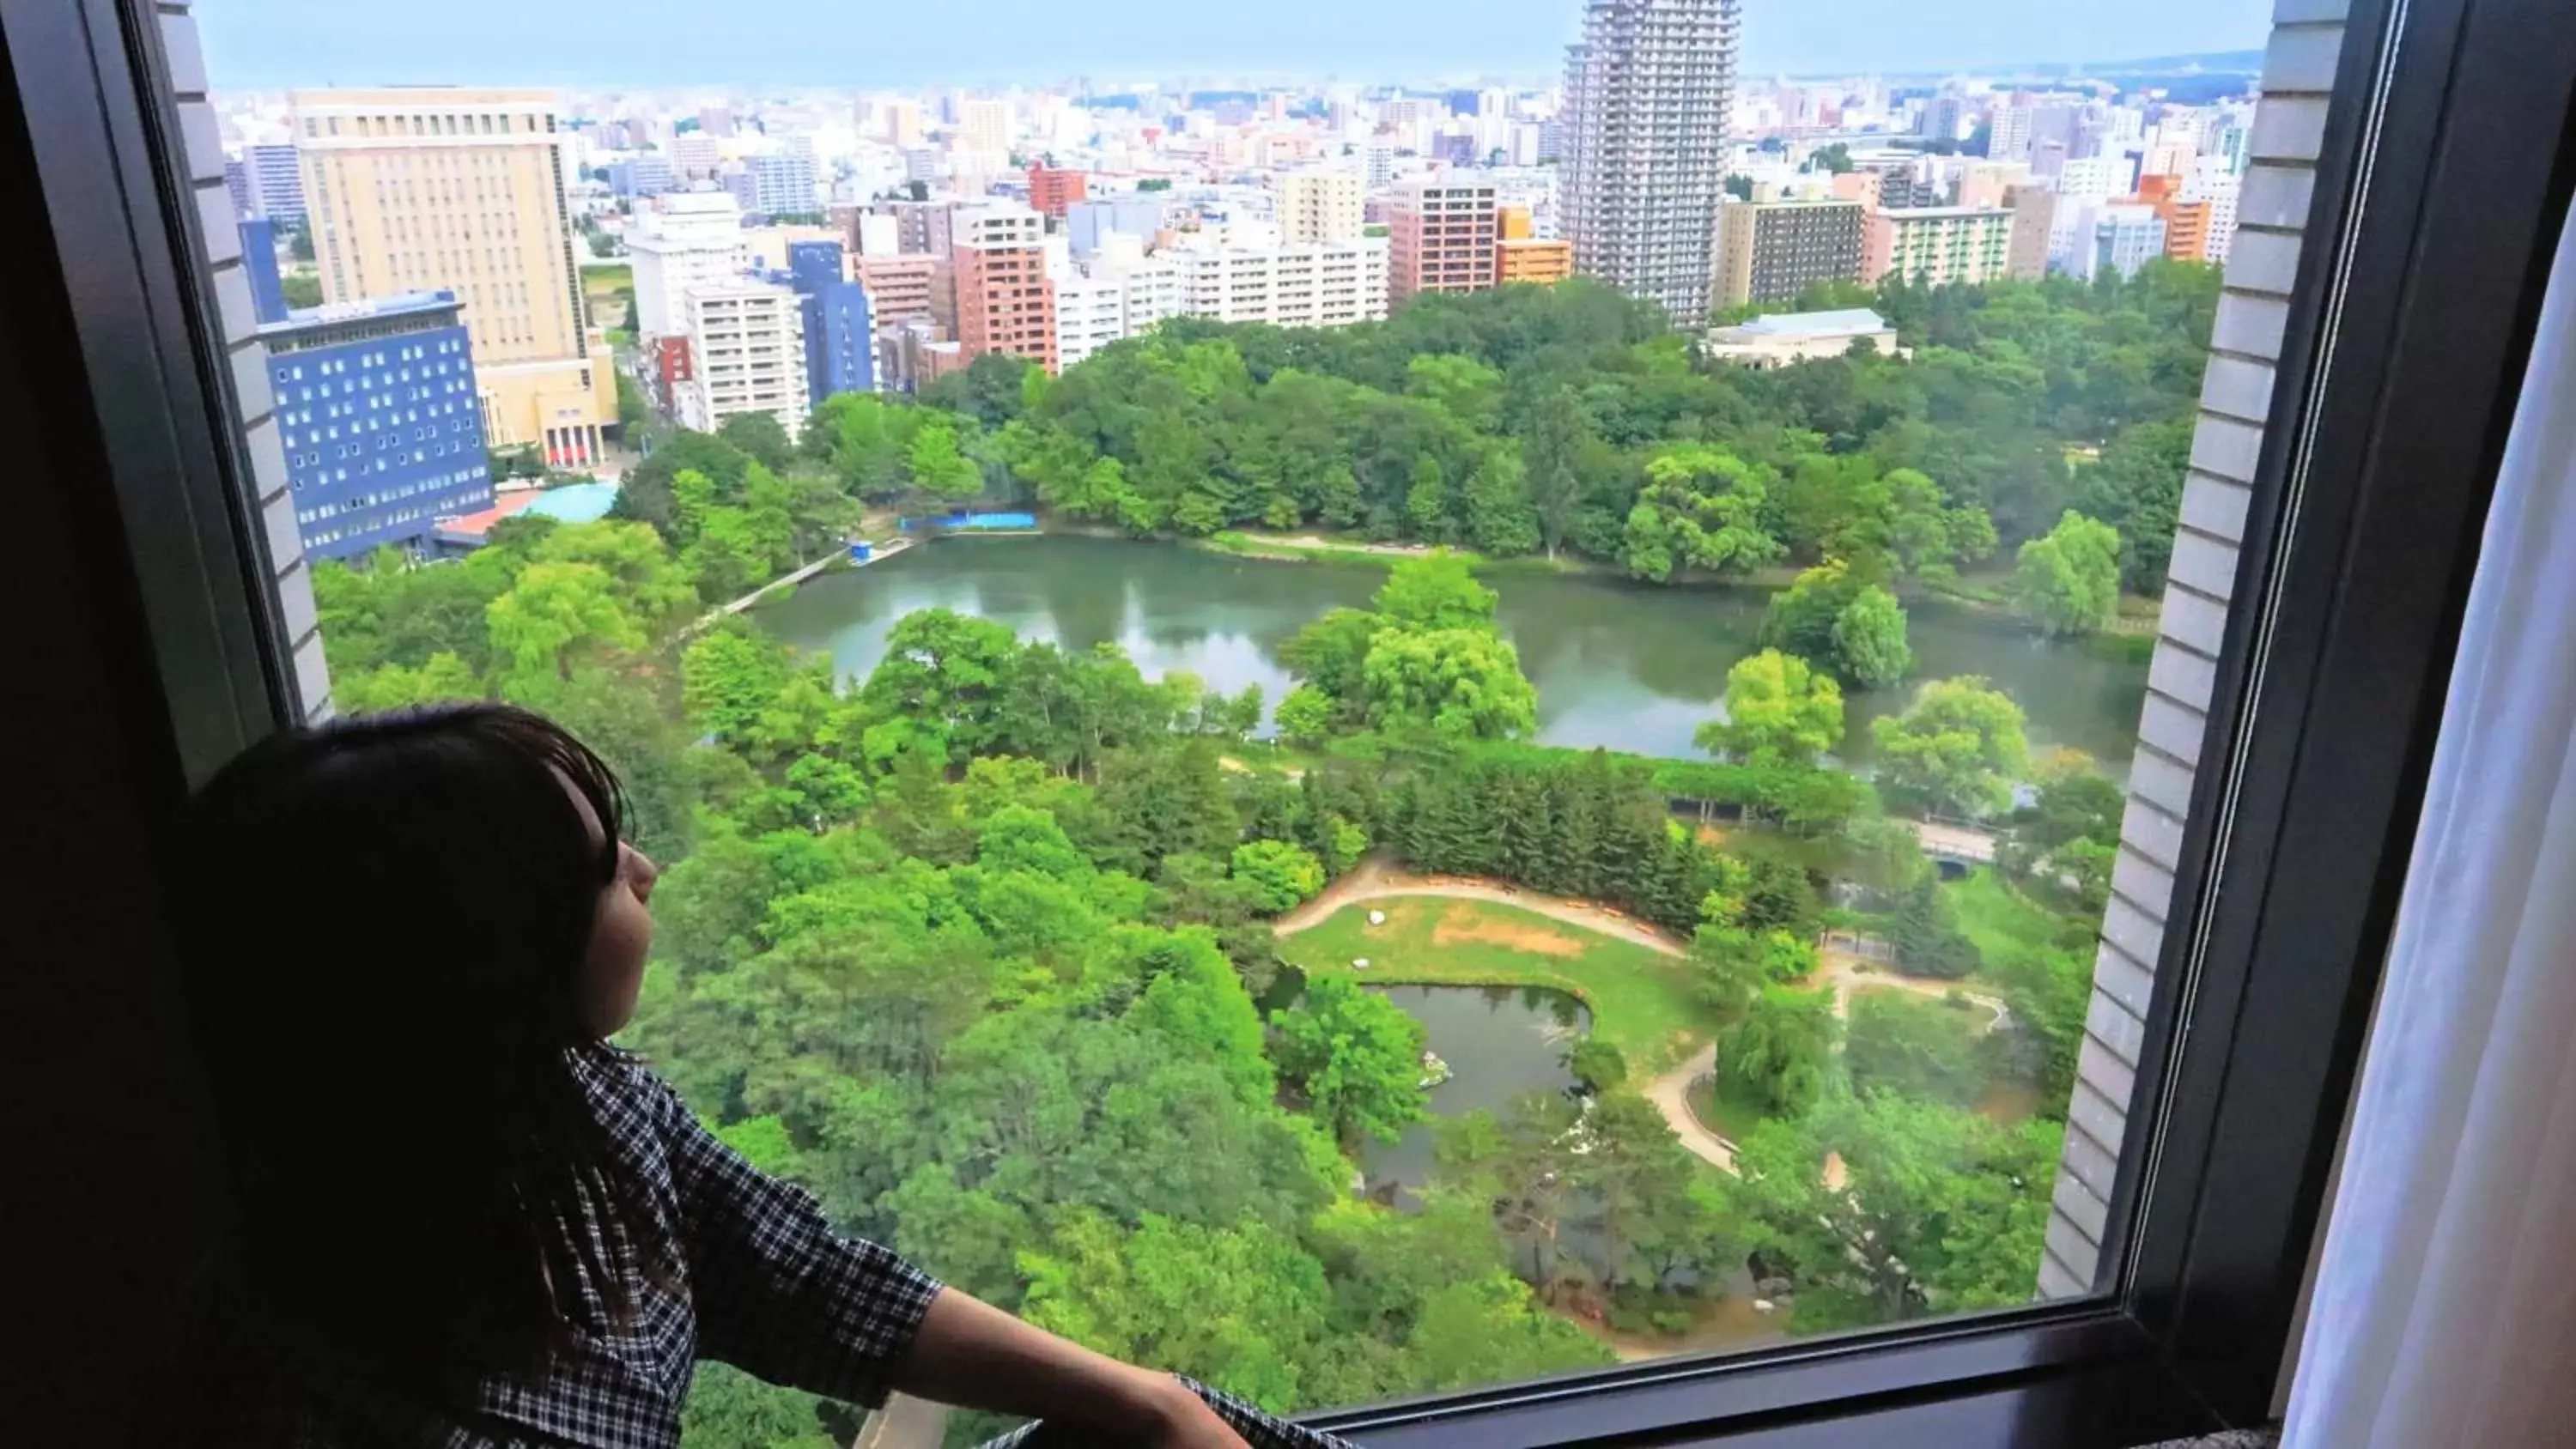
[758,536,2151,773]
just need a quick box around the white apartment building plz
[670,133,722,179]
[1051,253,1188,368]
[1558,0,1743,322]
[628,192,748,340]
[2182,161,2243,264]
[1170,239,1388,330]
[1053,271,1127,370]
[2070,202,2169,282]
[1278,170,1364,243]
[675,279,809,439]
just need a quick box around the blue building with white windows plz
[785,240,874,403]
[259,289,494,561]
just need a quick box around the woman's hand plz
[1126,1369,1255,1449]
[896,1289,1254,1446]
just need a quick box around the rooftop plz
[256,289,461,340]
[1718,308,1893,338]
[434,482,621,545]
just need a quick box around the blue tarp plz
[898,511,1039,532]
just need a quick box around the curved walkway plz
[1274,859,1689,958]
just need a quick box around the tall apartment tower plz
[1558,0,1741,323]
[952,203,1056,373]
[289,88,615,469]
[1388,178,1499,304]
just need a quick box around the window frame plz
[9,0,2572,1440]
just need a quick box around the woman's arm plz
[898,1288,1253,1449]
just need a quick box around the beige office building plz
[289,88,615,469]
[1278,170,1364,244]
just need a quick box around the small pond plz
[1346,982,1591,1207]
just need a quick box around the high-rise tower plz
[1558,0,1741,323]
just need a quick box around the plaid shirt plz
[223,1052,1353,1449]
[228,1050,943,1448]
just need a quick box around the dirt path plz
[1273,859,1689,958]
[1644,1042,1736,1173]
[1814,950,2011,1032]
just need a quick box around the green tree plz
[1360,628,1539,742]
[1761,561,1912,688]
[1697,649,1844,768]
[1567,1039,1630,1093]
[279,272,323,308]
[1846,992,1985,1106]
[1868,676,2031,817]
[1460,446,1541,556]
[714,410,794,473]
[1712,985,1840,1118]
[1269,971,1431,1146]
[1019,1210,1334,1415]
[904,415,984,501]
[1230,839,1327,913]
[677,1363,835,1449]
[1371,549,1497,630]
[1831,585,1914,689]
[2011,511,2123,637]
[1892,872,1981,979]
[483,561,645,686]
[1273,684,1337,749]
[1729,1094,2059,1331]
[1621,446,1785,583]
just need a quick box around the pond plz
[1343,982,1590,1207]
[756,536,2153,773]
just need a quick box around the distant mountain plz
[1832,48,2267,83]
[2030,47,2265,76]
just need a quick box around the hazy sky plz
[200,0,2269,91]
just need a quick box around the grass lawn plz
[1946,867,2079,977]
[1276,896,1718,1082]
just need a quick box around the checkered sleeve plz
[653,1077,945,1406]
[975,1379,1358,1449]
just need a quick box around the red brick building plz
[1026,166,1089,220]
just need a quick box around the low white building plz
[1169,238,1388,330]
[1050,253,1185,369]
[676,279,809,439]
[1704,308,1906,369]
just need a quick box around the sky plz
[199,0,2269,92]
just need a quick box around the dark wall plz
[0,32,227,1446]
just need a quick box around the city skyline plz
[200,0,2267,91]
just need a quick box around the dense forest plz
[305,271,2190,1446]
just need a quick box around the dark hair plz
[174,703,648,1381]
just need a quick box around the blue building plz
[785,240,875,403]
[240,217,290,324]
[746,152,819,218]
[607,154,677,198]
[248,142,305,224]
[1066,197,1168,257]
[259,290,493,561]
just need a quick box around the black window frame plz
[6,0,2573,1441]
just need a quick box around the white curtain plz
[2281,207,2576,1446]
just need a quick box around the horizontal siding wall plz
[156,0,333,720]
[2037,0,2351,1300]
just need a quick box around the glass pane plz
[189,0,2302,1434]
